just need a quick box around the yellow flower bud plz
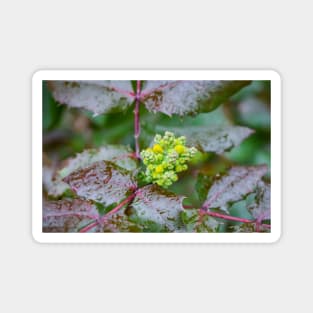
[155,164,164,173]
[153,144,163,153]
[174,144,185,154]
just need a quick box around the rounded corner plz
[31,69,45,83]
[268,69,282,83]
[269,230,282,244]
[32,229,44,244]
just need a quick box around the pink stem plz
[99,192,137,223]
[199,208,271,230]
[201,210,255,224]
[79,221,99,233]
[134,80,141,159]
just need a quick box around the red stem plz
[99,192,137,223]
[202,210,255,224]
[79,192,137,233]
[198,208,271,230]
[134,80,141,159]
[79,221,99,233]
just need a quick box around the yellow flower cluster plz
[140,132,197,188]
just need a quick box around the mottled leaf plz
[103,211,142,233]
[161,125,254,154]
[128,185,184,232]
[248,181,271,222]
[43,165,70,197]
[142,80,250,116]
[203,165,268,212]
[58,145,137,179]
[49,80,134,115]
[180,209,220,233]
[43,199,99,232]
[63,161,136,208]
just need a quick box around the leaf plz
[43,199,99,232]
[58,145,137,179]
[248,181,271,222]
[202,165,268,212]
[160,125,254,154]
[103,211,142,233]
[63,161,136,208]
[180,209,220,232]
[195,173,214,203]
[48,80,134,115]
[128,185,184,232]
[43,165,70,197]
[142,80,250,116]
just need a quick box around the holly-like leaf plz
[103,211,142,233]
[63,161,136,208]
[43,165,70,197]
[160,125,254,154]
[48,80,134,115]
[43,199,99,232]
[58,145,137,179]
[142,80,250,116]
[248,181,271,222]
[128,185,184,232]
[202,165,268,212]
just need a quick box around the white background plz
[0,0,311,312]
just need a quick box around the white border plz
[32,70,281,243]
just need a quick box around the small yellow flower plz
[153,144,163,153]
[174,144,185,154]
[155,164,164,173]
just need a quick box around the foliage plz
[43,80,271,233]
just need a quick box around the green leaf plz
[195,173,214,203]
[63,161,136,209]
[248,181,270,222]
[58,145,137,179]
[202,165,268,212]
[43,199,99,232]
[158,125,254,154]
[128,185,184,232]
[142,80,251,116]
[48,80,134,115]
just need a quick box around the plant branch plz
[79,221,99,233]
[99,191,137,223]
[197,208,271,231]
[200,209,255,224]
[134,80,141,159]
[79,190,138,233]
